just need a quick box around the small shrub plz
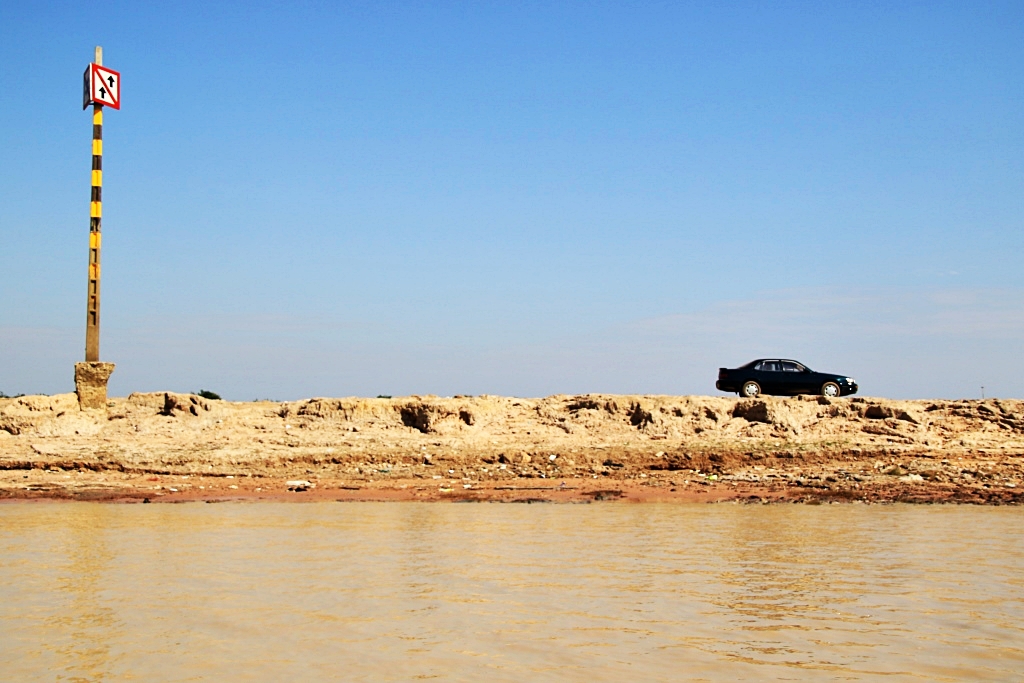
[196,390,222,400]
[377,395,392,399]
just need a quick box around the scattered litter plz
[286,480,315,492]
[463,484,472,489]
[229,485,238,489]
[549,454,557,461]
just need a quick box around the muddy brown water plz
[1,503,1021,681]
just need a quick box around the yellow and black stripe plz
[85,104,102,362]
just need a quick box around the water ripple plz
[0,503,1021,681]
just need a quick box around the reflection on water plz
[1,503,1022,682]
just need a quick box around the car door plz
[780,361,813,394]
[755,360,783,394]
[794,361,821,393]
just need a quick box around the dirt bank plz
[1,392,1022,504]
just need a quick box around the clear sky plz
[1,1,1022,400]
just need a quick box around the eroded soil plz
[1,392,1022,504]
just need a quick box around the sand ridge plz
[1,392,1022,503]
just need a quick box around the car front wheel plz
[741,381,761,398]
[821,381,840,398]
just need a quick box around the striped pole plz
[75,45,115,411]
[85,47,103,362]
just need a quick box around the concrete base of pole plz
[75,362,115,410]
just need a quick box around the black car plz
[716,359,858,398]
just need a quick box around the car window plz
[758,361,780,372]
[781,362,802,372]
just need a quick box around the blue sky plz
[1,1,1022,400]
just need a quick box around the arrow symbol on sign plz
[99,86,107,98]
[107,76,115,87]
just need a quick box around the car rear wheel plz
[740,381,761,398]
[821,382,840,398]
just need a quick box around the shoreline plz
[4,467,1021,507]
[2,392,1022,505]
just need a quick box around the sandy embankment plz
[1,392,1022,504]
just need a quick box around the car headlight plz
[845,377,856,383]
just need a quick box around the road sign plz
[82,63,120,109]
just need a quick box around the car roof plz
[747,358,807,365]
